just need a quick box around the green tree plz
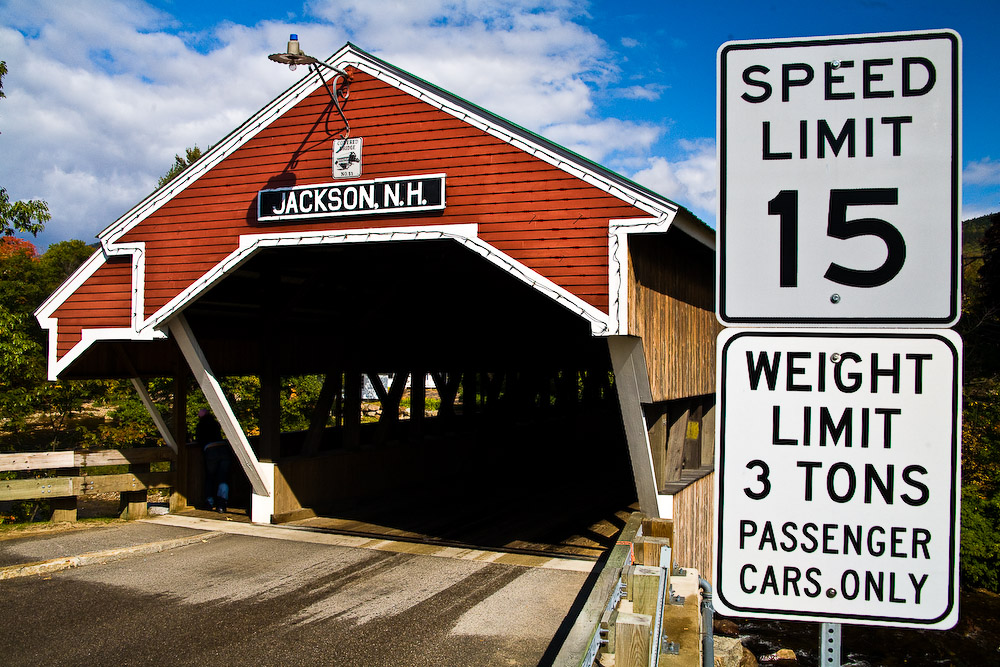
[0,62,51,237]
[0,238,100,449]
[156,145,208,190]
[37,240,96,294]
[959,212,1000,591]
[959,212,1000,386]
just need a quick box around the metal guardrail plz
[552,512,643,666]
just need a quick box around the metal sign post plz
[820,623,842,666]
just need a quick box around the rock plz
[759,648,798,665]
[714,636,758,667]
[714,617,741,637]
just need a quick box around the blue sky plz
[1,0,997,250]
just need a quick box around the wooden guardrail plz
[0,447,176,521]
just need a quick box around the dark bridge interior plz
[65,239,638,556]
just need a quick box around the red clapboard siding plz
[103,69,652,323]
[53,259,133,358]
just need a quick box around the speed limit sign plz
[717,30,961,326]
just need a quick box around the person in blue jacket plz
[196,408,230,512]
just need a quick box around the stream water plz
[726,589,1000,666]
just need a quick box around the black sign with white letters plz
[257,174,445,223]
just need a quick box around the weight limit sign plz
[713,329,962,628]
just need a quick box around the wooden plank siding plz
[671,469,715,579]
[85,68,655,329]
[626,221,720,402]
[52,258,133,359]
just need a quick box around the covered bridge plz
[36,43,719,574]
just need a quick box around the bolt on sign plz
[717,30,961,326]
[713,329,962,628]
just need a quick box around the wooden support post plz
[170,374,189,512]
[642,517,674,540]
[259,366,281,461]
[258,263,281,461]
[128,378,178,453]
[664,403,689,483]
[462,370,476,416]
[343,372,362,449]
[582,368,600,404]
[607,336,660,517]
[632,565,662,616]
[50,496,78,523]
[120,463,149,519]
[303,371,340,455]
[169,315,270,497]
[642,537,671,568]
[645,403,669,492]
[682,402,704,469]
[117,345,177,454]
[410,370,425,436]
[701,397,716,467]
[120,491,148,519]
[615,612,652,667]
[259,265,281,462]
[519,371,535,412]
[431,372,460,419]
[485,371,503,413]
[377,372,407,439]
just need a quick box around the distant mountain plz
[964,211,999,255]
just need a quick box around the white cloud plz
[629,139,717,223]
[540,118,662,163]
[620,37,639,48]
[964,157,1000,186]
[309,0,613,129]
[614,84,666,101]
[0,0,328,248]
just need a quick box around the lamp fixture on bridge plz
[268,35,352,140]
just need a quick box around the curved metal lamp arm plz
[269,35,352,140]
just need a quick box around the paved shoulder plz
[0,521,208,568]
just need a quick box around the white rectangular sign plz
[717,31,961,326]
[713,329,962,628]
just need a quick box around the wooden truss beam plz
[115,344,178,453]
[168,314,271,497]
[607,335,659,517]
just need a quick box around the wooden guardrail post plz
[615,612,652,667]
[170,373,190,512]
[642,536,671,567]
[632,565,663,617]
[50,497,78,522]
[119,462,150,520]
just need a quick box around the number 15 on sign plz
[717,31,961,326]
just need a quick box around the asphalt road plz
[0,518,595,666]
